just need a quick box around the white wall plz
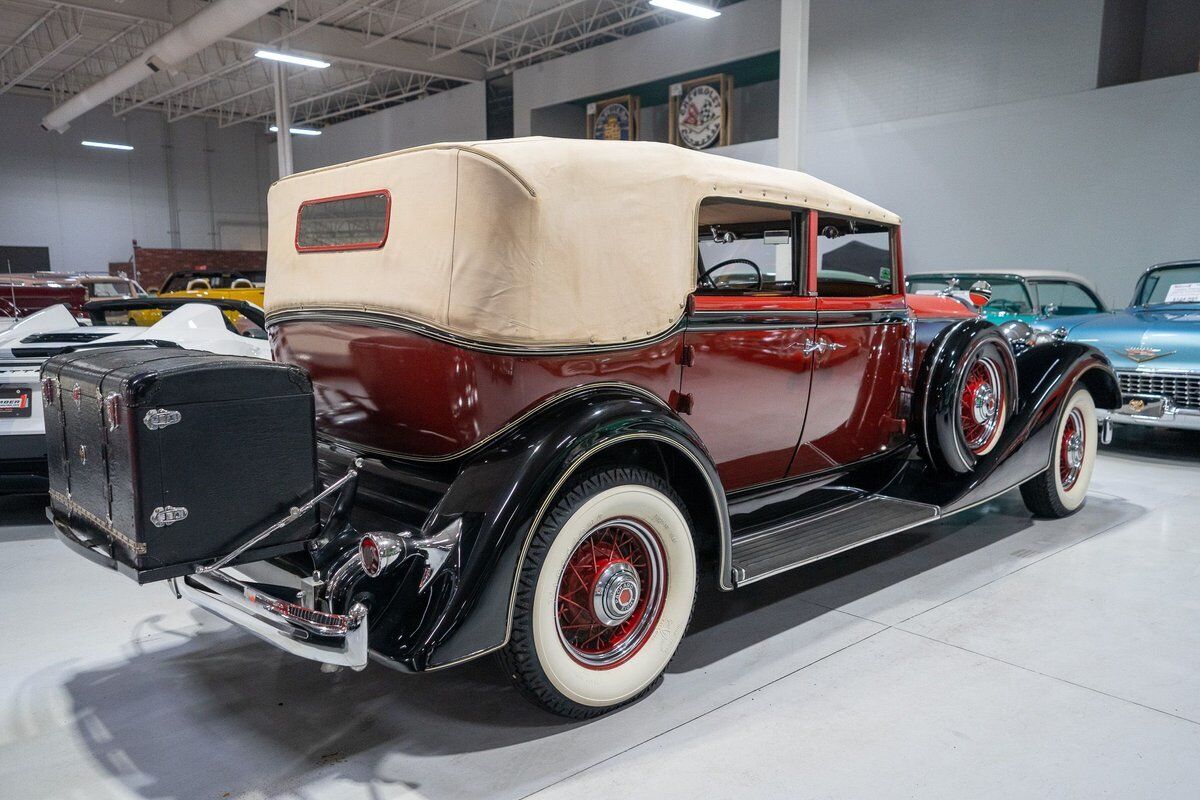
[807,0,1105,131]
[290,82,487,172]
[807,72,1200,307]
[0,92,271,272]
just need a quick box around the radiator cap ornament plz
[144,408,182,430]
[151,505,189,527]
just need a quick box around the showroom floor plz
[1,428,1198,800]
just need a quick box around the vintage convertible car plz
[129,268,265,325]
[1031,261,1200,437]
[907,270,1107,324]
[1,298,268,493]
[46,138,1119,718]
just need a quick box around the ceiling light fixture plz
[269,125,322,136]
[81,140,133,151]
[254,49,330,69]
[649,0,721,19]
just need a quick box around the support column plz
[777,0,810,171]
[273,62,294,178]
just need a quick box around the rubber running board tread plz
[731,495,938,585]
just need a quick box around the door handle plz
[801,337,845,356]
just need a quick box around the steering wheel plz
[699,258,763,291]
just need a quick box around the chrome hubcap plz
[592,562,641,626]
[1060,407,1086,490]
[972,382,997,425]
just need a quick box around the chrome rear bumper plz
[179,569,368,670]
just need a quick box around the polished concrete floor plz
[2,426,1198,799]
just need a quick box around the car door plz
[789,211,909,476]
[679,199,816,491]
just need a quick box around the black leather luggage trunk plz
[43,347,318,583]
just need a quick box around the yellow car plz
[129,269,265,327]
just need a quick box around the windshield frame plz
[1131,262,1200,307]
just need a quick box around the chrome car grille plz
[1117,370,1200,410]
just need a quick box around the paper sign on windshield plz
[1164,282,1200,303]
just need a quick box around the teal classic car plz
[907,270,1107,325]
[1031,261,1200,439]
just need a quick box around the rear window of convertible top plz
[296,191,390,252]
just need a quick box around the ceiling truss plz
[0,0,734,130]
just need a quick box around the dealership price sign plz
[669,73,733,151]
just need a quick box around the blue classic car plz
[1034,261,1200,439]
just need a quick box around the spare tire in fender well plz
[915,318,1018,474]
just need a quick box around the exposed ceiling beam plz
[428,0,588,61]
[42,0,486,81]
[362,0,485,49]
[0,6,82,95]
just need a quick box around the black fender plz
[352,385,729,671]
[915,318,1018,473]
[890,339,1118,511]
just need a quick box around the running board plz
[731,496,939,586]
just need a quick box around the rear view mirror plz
[763,230,791,245]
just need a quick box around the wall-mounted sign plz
[669,74,733,150]
[586,95,640,141]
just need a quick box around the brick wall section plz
[110,247,266,292]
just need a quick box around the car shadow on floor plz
[0,492,50,541]
[1100,425,1200,465]
[53,493,1140,799]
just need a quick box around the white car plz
[1,300,270,493]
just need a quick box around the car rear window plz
[296,190,390,252]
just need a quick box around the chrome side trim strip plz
[267,308,685,356]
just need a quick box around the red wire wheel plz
[1059,407,1086,491]
[959,355,1006,456]
[555,517,667,669]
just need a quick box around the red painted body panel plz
[270,319,681,458]
[905,292,977,320]
[790,296,909,475]
[0,280,86,319]
[683,295,817,490]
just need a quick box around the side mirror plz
[1041,303,1059,316]
[968,280,993,302]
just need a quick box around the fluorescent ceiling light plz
[269,125,322,136]
[649,0,721,19]
[255,49,330,69]
[81,140,133,151]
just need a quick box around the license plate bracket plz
[1117,394,1165,418]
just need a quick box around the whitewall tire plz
[500,467,697,718]
[1020,385,1097,517]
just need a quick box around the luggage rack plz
[177,459,369,669]
[53,461,371,669]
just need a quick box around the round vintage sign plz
[676,84,722,150]
[593,102,632,140]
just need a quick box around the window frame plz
[295,189,392,254]
[809,210,900,298]
[693,197,806,298]
[1028,279,1105,314]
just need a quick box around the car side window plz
[815,214,896,297]
[1032,281,1102,315]
[696,199,797,295]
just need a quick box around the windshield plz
[907,275,1034,315]
[1135,264,1200,305]
[1030,281,1104,315]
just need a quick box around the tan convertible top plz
[266,137,899,347]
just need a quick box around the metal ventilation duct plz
[41,0,286,133]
